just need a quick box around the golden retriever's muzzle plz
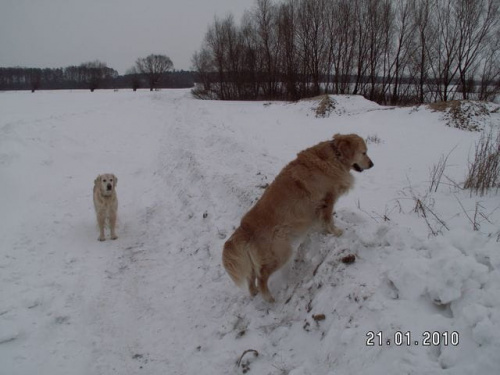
[107,183,113,191]
[353,158,374,172]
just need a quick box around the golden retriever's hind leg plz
[325,223,343,237]
[248,268,258,297]
[258,263,278,303]
[109,212,118,240]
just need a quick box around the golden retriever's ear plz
[113,175,118,187]
[335,136,355,161]
[94,175,101,187]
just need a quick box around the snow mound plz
[428,100,500,132]
[274,94,387,118]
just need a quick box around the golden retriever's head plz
[94,174,118,196]
[333,134,374,172]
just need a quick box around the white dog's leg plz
[109,212,118,240]
[97,212,106,241]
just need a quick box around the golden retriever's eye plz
[103,179,107,183]
[110,179,113,182]
[362,152,366,155]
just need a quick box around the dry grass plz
[464,131,500,196]
[428,100,461,112]
[428,147,456,193]
[455,199,492,231]
[401,177,449,237]
[412,195,449,236]
[366,134,382,144]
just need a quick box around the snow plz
[1,89,499,375]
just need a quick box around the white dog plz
[93,174,118,241]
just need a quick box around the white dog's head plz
[94,174,118,197]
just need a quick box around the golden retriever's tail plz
[222,228,256,287]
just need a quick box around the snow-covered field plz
[1,89,499,375]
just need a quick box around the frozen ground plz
[0,89,499,375]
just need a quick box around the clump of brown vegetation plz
[429,100,493,132]
[464,131,500,196]
[315,95,337,118]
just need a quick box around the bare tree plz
[296,0,329,96]
[430,0,462,102]
[327,0,357,95]
[192,48,214,94]
[191,0,500,104]
[80,61,116,92]
[455,0,499,99]
[478,29,500,101]
[203,16,240,99]
[377,0,396,103]
[29,68,42,92]
[240,13,261,99]
[277,0,299,100]
[135,54,173,91]
[222,16,244,99]
[204,18,227,99]
[253,0,280,98]
[352,0,371,95]
[410,0,436,103]
[364,0,393,102]
[389,0,415,104]
[125,67,141,91]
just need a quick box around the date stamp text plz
[366,331,459,347]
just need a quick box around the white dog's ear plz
[113,175,117,187]
[94,175,101,187]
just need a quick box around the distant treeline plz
[193,0,500,104]
[0,64,195,91]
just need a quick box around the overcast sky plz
[0,0,255,74]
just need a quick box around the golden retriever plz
[222,134,373,302]
[93,174,118,241]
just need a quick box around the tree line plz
[0,55,194,92]
[192,0,500,104]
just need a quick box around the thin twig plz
[424,204,450,231]
[455,195,479,231]
[429,146,456,193]
[237,349,259,367]
[356,199,379,222]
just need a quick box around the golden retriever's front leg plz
[321,193,343,237]
[109,212,118,240]
[97,212,106,241]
